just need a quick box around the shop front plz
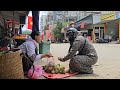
[115,12,120,40]
[74,14,93,41]
[94,19,119,41]
[93,21,109,40]
[94,11,120,41]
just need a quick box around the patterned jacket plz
[63,34,98,61]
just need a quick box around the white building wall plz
[93,14,101,24]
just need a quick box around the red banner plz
[28,16,32,30]
[81,21,85,28]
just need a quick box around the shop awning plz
[0,11,29,22]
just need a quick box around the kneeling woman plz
[58,28,98,74]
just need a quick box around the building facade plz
[46,11,105,42]
[41,15,47,31]
[93,11,120,42]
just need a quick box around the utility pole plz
[79,11,80,20]
[67,11,69,24]
[77,11,79,21]
[52,12,54,29]
[13,11,17,48]
[84,11,87,17]
[13,11,15,35]
[10,11,15,49]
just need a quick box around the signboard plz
[15,34,28,39]
[101,12,115,20]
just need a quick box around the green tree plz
[52,21,64,42]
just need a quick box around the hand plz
[41,52,53,59]
[58,57,65,62]
[46,53,53,58]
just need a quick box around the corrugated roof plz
[94,20,113,25]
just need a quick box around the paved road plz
[37,43,120,79]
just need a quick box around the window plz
[95,27,99,29]
[100,27,104,29]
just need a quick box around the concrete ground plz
[35,42,120,79]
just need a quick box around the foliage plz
[52,21,64,41]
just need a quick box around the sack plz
[27,66,43,79]
[22,53,34,73]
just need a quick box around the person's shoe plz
[79,70,93,74]
[79,72,93,74]
[66,69,77,74]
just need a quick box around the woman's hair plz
[30,31,40,40]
